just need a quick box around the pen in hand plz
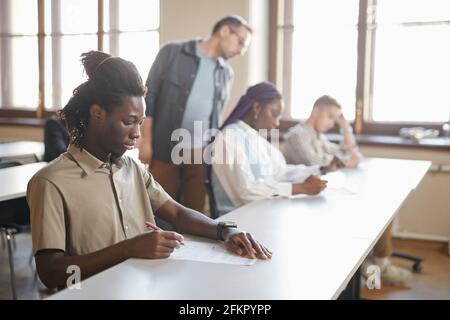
[145,221,185,246]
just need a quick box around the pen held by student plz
[145,221,185,245]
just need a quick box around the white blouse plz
[211,120,320,215]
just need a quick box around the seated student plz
[280,95,411,285]
[27,51,271,290]
[44,117,69,162]
[209,82,328,216]
[280,95,361,169]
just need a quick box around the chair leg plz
[5,230,18,300]
[1,231,5,250]
[29,249,35,267]
[12,233,16,251]
[392,251,423,272]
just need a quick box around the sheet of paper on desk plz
[323,171,358,195]
[169,240,257,266]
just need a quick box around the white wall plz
[248,0,269,86]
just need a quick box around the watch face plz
[224,221,237,228]
[218,221,238,241]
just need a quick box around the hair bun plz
[80,51,112,78]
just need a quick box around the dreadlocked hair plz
[58,50,147,147]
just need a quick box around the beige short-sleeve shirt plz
[281,123,347,166]
[27,145,171,256]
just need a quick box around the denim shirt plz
[145,39,234,163]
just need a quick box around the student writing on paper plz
[27,51,271,290]
[207,82,331,216]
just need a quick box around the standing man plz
[139,16,252,214]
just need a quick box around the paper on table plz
[286,171,358,198]
[169,239,256,266]
[322,171,358,195]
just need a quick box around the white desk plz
[0,141,45,163]
[0,162,47,202]
[48,158,430,300]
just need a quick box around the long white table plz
[48,158,430,300]
[0,162,48,202]
[0,141,45,163]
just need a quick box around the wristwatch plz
[217,221,238,241]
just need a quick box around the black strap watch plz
[217,221,238,241]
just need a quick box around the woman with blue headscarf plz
[209,82,328,216]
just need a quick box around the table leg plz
[338,268,361,300]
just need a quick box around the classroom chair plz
[0,159,31,299]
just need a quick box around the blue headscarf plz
[220,81,282,130]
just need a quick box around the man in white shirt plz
[281,95,361,169]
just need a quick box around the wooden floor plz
[1,233,449,300]
[361,238,450,300]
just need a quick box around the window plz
[45,0,99,110]
[279,0,450,132]
[291,0,359,120]
[372,0,450,122]
[0,0,160,116]
[103,0,160,81]
[0,0,39,110]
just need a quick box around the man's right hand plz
[344,152,361,168]
[321,156,345,174]
[127,230,184,259]
[336,114,349,130]
[293,175,327,195]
